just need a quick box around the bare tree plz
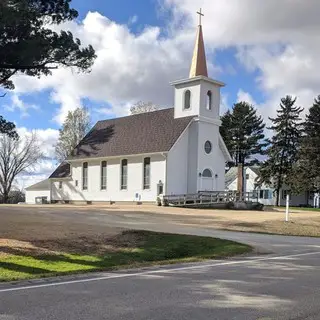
[55,106,91,162]
[130,101,158,115]
[0,132,43,203]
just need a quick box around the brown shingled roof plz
[68,108,194,160]
[49,162,71,179]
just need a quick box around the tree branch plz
[0,64,58,71]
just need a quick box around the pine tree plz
[289,96,320,194]
[220,102,266,166]
[55,107,91,162]
[259,96,303,206]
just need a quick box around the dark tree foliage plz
[0,0,96,90]
[220,102,266,166]
[289,96,320,194]
[259,96,303,206]
[0,115,18,138]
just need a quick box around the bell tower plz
[171,8,225,122]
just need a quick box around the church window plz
[121,159,128,190]
[59,181,62,189]
[101,161,107,190]
[204,140,212,154]
[143,157,151,189]
[184,90,191,109]
[202,169,213,178]
[206,91,212,110]
[82,162,88,190]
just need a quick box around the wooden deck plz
[162,191,260,208]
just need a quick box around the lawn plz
[0,230,251,282]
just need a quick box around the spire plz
[189,8,208,78]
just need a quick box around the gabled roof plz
[249,166,260,176]
[67,108,194,160]
[225,166,261,188]
[49,162,71,179]
[225,167,238,188]
[25,179,51,191]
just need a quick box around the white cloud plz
[128,15,138,25]
[8,0,320,126]
[17,127,59,159]
[237,90,256,106]
[12,11,193,124]
[4,94,39,118]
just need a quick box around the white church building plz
[26,18,231,204]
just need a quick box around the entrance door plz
[201,169,214,191]
[202,178,214,191]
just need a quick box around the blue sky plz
[6,0,319,187]
[1,0,263,133]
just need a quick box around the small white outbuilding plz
[25,179,51,204]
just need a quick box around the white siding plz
[26,189,51,204]
[187,121,199,193]
[174,81,202,119]
[166,128,189,195]
[51,154,166,202]
[173,78,222,120]
[197,120,225,191]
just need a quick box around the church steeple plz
[189,8,208,78]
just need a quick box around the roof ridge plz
[96,107,174,124]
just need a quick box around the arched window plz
[202,169,213,178]
[121,159,128,190]
[206,90,212,110]
[101,161,107,190]
[143,157,151,189]
[184,90,191,109]
[82,162,88,190]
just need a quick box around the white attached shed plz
[25,179,51,204]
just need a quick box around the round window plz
[204,141,212,154]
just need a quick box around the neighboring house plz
[26,22,231,205]
[225,166,315,207]
[25,179,51,204]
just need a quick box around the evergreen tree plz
[0,0,96,91]
[220,102,266,166]
[289,96,320,194]
[259,96,303,206]
[55,107,91,162]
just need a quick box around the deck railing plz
[162,190,259,206]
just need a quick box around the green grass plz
[0,231,251,282]
[271,206,320,212]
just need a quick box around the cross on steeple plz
[197,8,204,26]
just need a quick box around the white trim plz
[204,140,212,154]
[142,156,151,191]
[168,118,194,152]
[170,75,225,87]
[100,160,107,191]
[183,89,191,110]
[206,90,212,111]
[120,158,128,191]
[82,161,88,191]
[67,152,168,163]
[49,177,72,181]
[196,116,222,126]
[218,134,232,162]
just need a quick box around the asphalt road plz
[1,206,320,319]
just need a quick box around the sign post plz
[285,194,290,222]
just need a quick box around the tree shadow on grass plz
[0,231,250,279]
[0,261,52,275]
